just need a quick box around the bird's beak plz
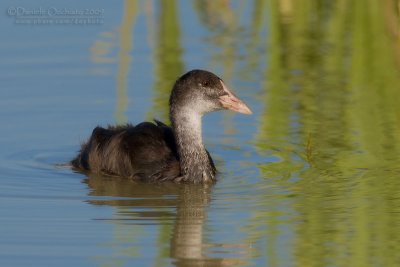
[218,81,252,115]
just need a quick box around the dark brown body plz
[71,121,215,182]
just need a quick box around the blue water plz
[2,1,400,266]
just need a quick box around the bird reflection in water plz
[84,174,248,266]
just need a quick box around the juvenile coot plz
[71,70,252,183]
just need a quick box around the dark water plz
[2,1,400,266]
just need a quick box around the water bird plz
[71,70,252,183]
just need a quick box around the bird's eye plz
[202,81,210,87]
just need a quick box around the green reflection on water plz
[148,0,184,123]
[88,0,400,266]
[255,0,400,266]
[115,0,137,124]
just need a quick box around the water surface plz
[1,1,400,266]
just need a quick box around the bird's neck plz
[170,107,215,183]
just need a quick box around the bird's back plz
[71,121,181,181]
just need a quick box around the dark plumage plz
[71,70,252,183]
